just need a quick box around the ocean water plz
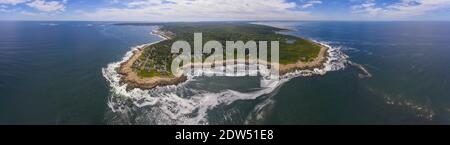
[0,21,160,124]
[1,21,450,124]
[260,21,450,124]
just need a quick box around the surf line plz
[175,129,210,143]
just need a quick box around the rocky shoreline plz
[279,45,328,75]
[117,28,187,90]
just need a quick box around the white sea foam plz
[102,32,355,124]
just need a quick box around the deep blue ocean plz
[1,21,450,124]
[262,21,450,124]
[0,21,160,124]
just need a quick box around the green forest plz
[120,22,322,78]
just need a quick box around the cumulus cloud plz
[0,0,28,5]
[302,0,322,8]
[0,5,10,12]
[26,0,67,12]
[81,0,318,21]
[352,0,450,19]
[351,0,384,16]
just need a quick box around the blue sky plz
[1,0,450,21]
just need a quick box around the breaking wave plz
[102,39,359,125]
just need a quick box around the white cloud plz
[26,0,67,12]
[81,0,318,21]
[20,10,37,16]
[352,0,450,19]
[0,7,10,12]
[302,0,322,8]
[352,0,384,16]
[0,0,28,5]
[0,3,18,13]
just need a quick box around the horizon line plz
[1,19,450,23]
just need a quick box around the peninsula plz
[116,22,329,90]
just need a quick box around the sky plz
[0,0,450,21]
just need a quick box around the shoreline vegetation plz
[117,23,329,90]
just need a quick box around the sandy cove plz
[118,42,329,90]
